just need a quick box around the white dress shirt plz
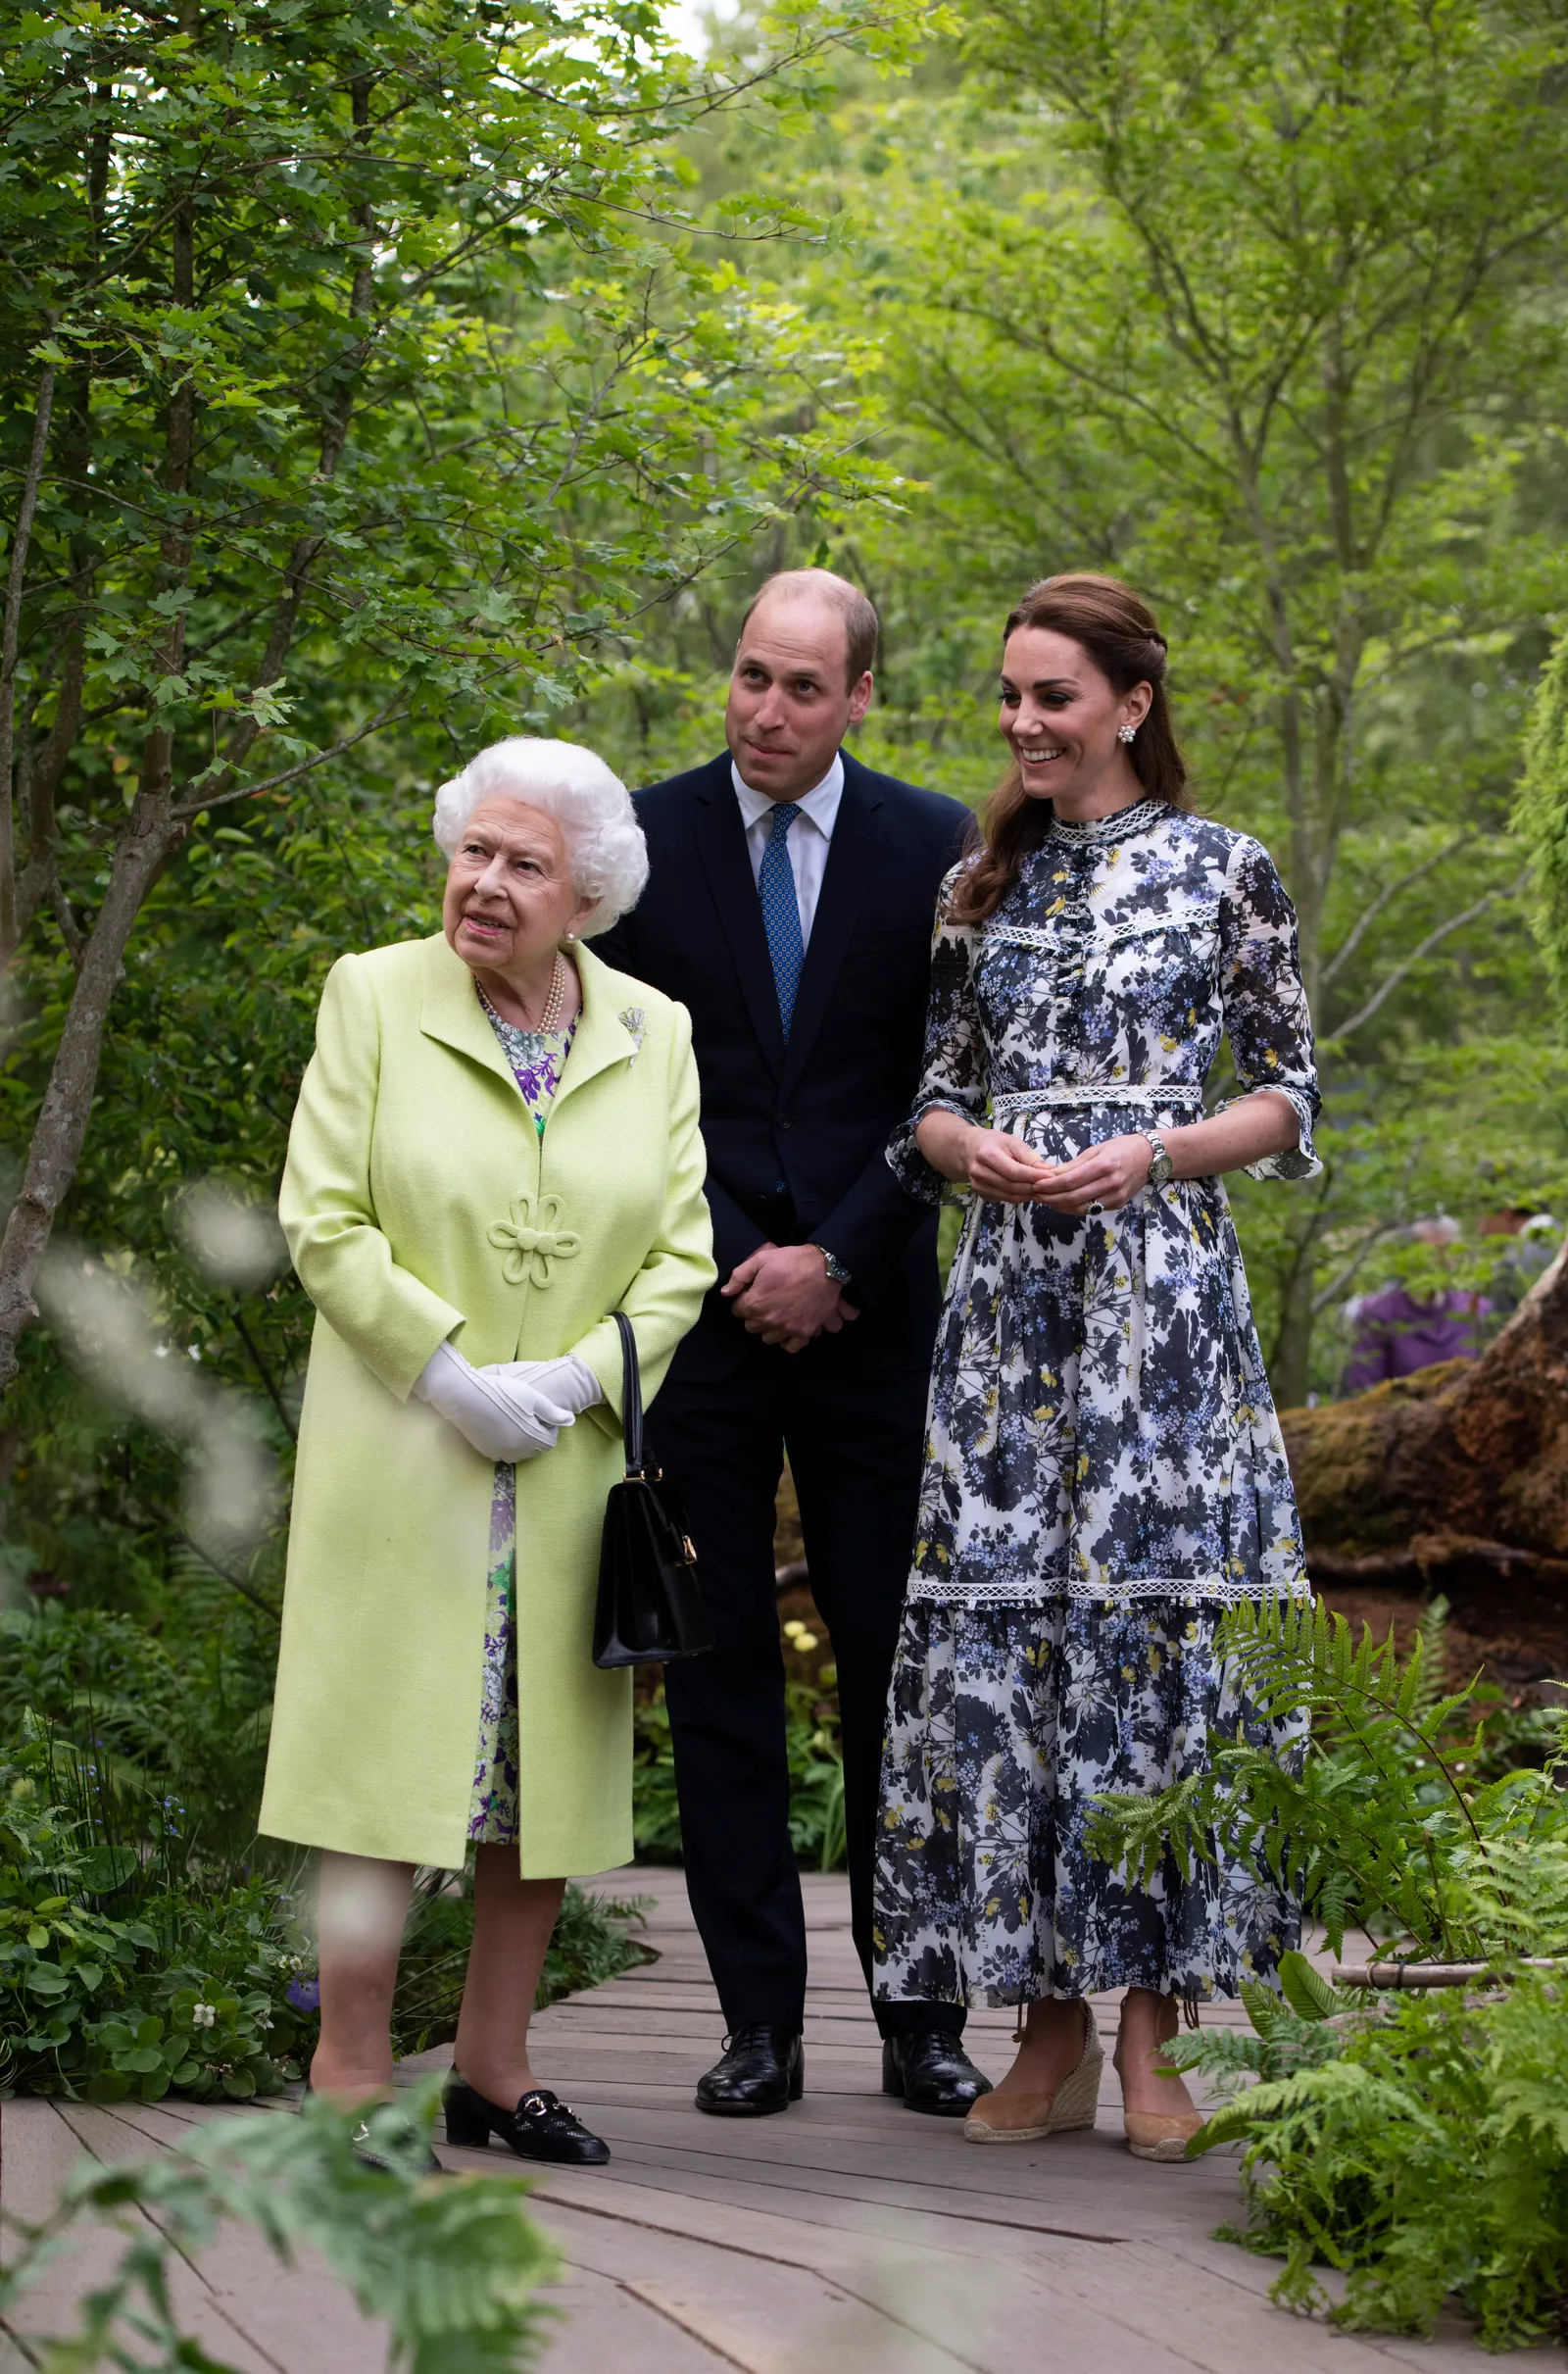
[731,754,844,947]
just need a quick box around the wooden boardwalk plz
[2,1868,1556,2372]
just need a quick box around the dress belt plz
[990,1084,1207,1114]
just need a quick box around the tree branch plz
[231,1306,297,1444]
[1330,865,1531,1041]
[1319,830,1478,990]
[1311,1220,1408,1318]
[170,689,408,821]
[0,796,185,1388]
[172,1528,280,1622]
[0,353,58,965]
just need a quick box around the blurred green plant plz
[0,2076,559,2371]
[632,1673,846,1870]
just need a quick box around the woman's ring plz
[1087,1201,1103,1216]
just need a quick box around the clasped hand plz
[965,1127,1155,1215]
[414,1340,603,1461]
[722,1241,858,1355]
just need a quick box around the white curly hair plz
[431,736,648,937]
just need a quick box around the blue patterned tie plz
[759,801,805,1036]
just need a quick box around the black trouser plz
[651,1251,964,2042]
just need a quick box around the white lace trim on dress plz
[990,1084,1207,1115]
[905,1573,1313,1609]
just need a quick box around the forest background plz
[3,0,1568,1920]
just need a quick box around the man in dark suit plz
[596,570,990,2117]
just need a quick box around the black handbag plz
[592,1312,714,1668]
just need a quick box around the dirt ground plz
[1312,1583,1568,1707]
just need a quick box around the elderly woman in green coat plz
[259,736,714,2168]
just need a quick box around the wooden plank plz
[4,1883,1511,2371]
[55,2100,390,2373]
[5,2101,285,2374]
[537,2263,743,2372]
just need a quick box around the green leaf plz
[78,1848,139,1895]
[1277,1951,1340,2023]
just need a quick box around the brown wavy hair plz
[949,573,1190,927]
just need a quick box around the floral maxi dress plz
[467,991,577,1847]
[872,798,1319,2012]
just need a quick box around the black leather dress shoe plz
[695,2025,805,2116]
[444,2075,611,2165]
[882,2031,994,2117]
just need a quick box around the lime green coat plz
[258,933,714,1875]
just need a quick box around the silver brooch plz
[618,1007,646,1064]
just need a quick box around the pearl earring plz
[1117,723,1138,744]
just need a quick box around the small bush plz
[1180,1972,1568,2349]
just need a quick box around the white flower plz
[192,2003,217,2029]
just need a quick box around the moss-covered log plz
[1283,1239,1568,1637]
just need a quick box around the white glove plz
[483,1354,604,1418]
[412,1341,575,1462]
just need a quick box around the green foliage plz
[0,1683,657,2097]
[1094,1593,1568,2345]
[1178,1977,1568,2349]
[1086,1595,1568,1963]
[1515,619,1568,1024]
[0,2077,559,2372]
[391,1877,654,2056]
[632,1675,846,1869]
[0,1722,315,2101]
[0,1601,276,1864]
[651,0,1568,1400]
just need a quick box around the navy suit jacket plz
[594,750,972,1309]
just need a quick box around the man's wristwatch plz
[1141,1129,1174,1189]
[812,1243,853,1287]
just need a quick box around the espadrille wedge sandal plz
[1111,2039,1205,2161]
[963,2000,1103,2145]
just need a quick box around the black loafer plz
[882,2031,993,2117]
[444,2075,611,2165]
[695,2024,804,2116]
[303,2078,442,2175]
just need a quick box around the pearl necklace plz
[534,949,566,1036]
[478,950,567,1042]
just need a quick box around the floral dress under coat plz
[872,798,1319,2011]
[467,992,577,1846]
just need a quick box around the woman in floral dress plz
[873,575,1319,2160]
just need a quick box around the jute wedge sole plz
[963,2001,1103,2145]
[1111,2039,1205,2161]
[1123,2111,1205,2163]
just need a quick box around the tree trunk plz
[1281,1238,1568,1639]
[0,798,184,1387]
